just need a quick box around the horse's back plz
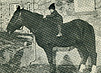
[63,19,91,27]
[62,19,84,38]
[62,19,95,47]
[62,19,94,35]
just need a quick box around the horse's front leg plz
[44,47,56,73]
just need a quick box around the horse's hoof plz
[90,65,97,73]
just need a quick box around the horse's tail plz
[82,22,96,48]
[86,24,97,66]
[83,23,96,52]
[89,25,96,49]
[89,25,95,41]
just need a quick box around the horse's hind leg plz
[89,51,97,73]
[84,43,97,73]
[77,46,89,72]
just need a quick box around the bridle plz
[7,11,22,34]
[9,11,22,25]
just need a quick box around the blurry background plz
[0,0,101,68]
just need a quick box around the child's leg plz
[57,25,62,36]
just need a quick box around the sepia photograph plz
[0,0,101,73]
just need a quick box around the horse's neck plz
[22,10,58,34]
[22,10,43,33]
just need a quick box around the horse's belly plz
[55,37,76,47]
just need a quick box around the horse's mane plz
[21,9,43,18]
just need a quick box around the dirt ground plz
[0,32,101,73]
[0,64,101,73]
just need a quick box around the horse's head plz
[7,6,23,34]
[7,6,45,34]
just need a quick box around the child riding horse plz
[44,3,63,37]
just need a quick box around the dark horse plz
[6,7,97,73]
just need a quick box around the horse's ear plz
[17,5,20,10]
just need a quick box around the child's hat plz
[49,3,55,10]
